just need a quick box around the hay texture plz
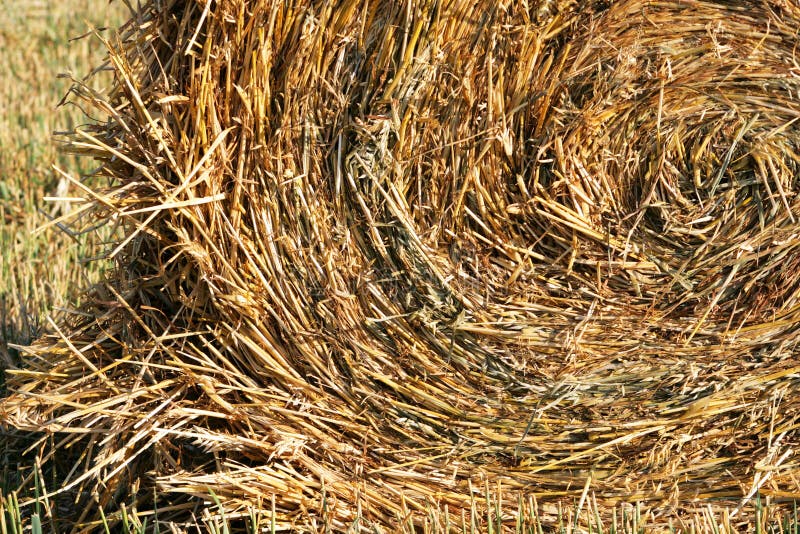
[3,0,800,529]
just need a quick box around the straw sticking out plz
[2,0,800,530]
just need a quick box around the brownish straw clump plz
[2,0,800,530]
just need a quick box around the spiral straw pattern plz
[2,0,800,529]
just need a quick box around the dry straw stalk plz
[2,0,800,531]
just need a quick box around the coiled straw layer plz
[2,0,800,530]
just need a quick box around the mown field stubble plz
[0,0,124,362]
[0,0,125,528]
[1,0,800,533]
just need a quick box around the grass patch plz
[0,0,123,357]
[0,0,124,526]
[0,488,798,533]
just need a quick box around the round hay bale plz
[2,0,800,530]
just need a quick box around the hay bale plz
[2,0,800,529]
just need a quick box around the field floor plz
[0,0,124,528]
[0,0,123,360]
